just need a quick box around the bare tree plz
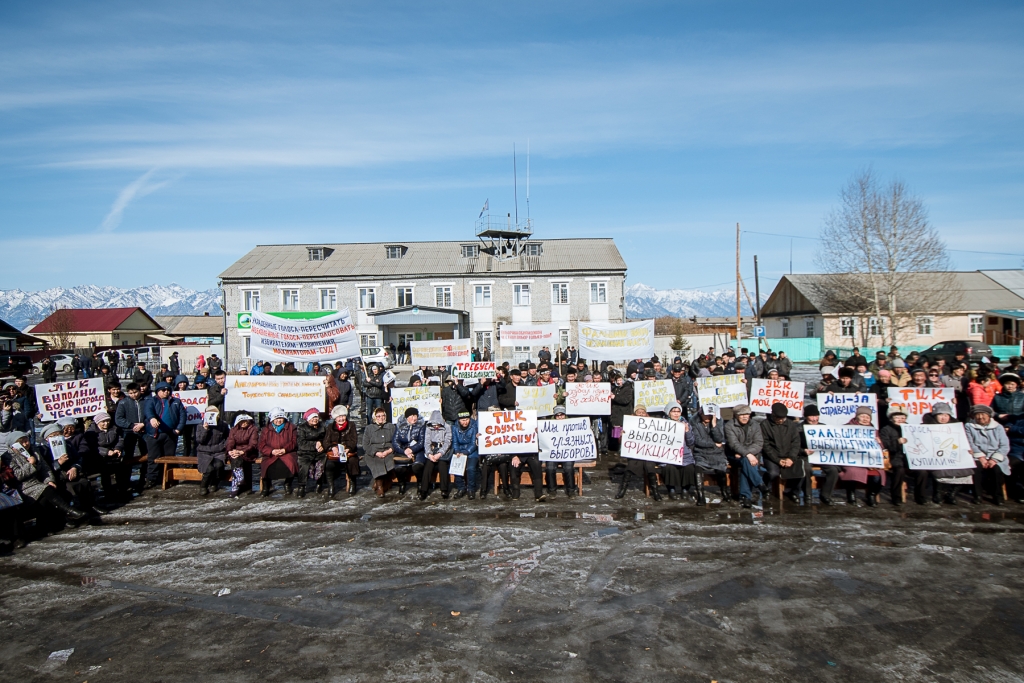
[43,306,76,350]
[813,170,959,346]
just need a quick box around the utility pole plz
[753,255,762,325]
[735,223,741,352]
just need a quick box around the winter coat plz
[336,379,353,407]
[363,373,386,400]
[142,395,187,437]
[195,420,230,472]
[451,418,479,457]
[323,419,358,460]
[879,424,906,468]
[689,417,728,472]
[671,375,694,410]
[609,382,634,428]
[133,368,154,387]
[966,420,1011,475]
[724,418,763,458]
[1008,417,1024,462]
[496,379,517,410]
[206,383,226,411]
[441,385,466,423]
[86,423,122,459]
[7,444,58,499]
[115,396,147,433]
[257,421,298,476]
[760,418,804,479]
[456,382,487,412]
[423,411,453,461]
[0,408,29,433]
[392,419,427,464]
[226,423,259,462]
[992,390,1024,423]
[362,421,397,478]
[966,380,1001,407]
[776,357,793,379]
[297,421,328,459]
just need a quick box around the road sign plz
[753,325,766,338]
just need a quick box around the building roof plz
[218,238,627,281]
[980,270,1024,299]
[153,315,224,337]
[31,307,163,334]
[0,317,48,346]
[762,271,1024,316]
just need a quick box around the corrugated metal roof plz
[32,307,162,333]
[219,238,626,281]
[980,270,1024,299]
[153,316,224,336]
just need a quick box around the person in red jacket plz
[258,407,298,497]
[226,413,259,498]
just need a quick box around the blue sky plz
[2,1,1022,294]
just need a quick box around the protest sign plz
[901,423,975,470]
[498,324,558,347]
[633,380,677,413]
[749,379,805,417]
[48,435,67,460]
[803,425,884,468]
[479,410,538,454]
[578,320,655,361]
[516,385,556,417]
[203,410,219,426]
[390,386,442,424]
[695,374,747,410]
[620,415,689,465]
[539,417,597,462]
[817,392,879,428]
[173,390,208,426]
[224,376,325,413]
[564,382,612,415]
[37,379,105,421]
[249,310,360,363]
[451,362,496,380]
[382,369,397,385]
[887,388,957,424]
[410,338,471,366]
[449,452,468,476]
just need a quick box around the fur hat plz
[404,406,419,418]
[268,407,287,421]
[838,367,856,379]
[331,405,349,419]
[886,406,907,418]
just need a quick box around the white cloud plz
[98,168,179,232]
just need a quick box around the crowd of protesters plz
[2,342,1022,555]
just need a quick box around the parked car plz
[0,354,33,378]
[123,346,162,362]
[32,353,78,374]
[360,346,392,369]
[918,340,994,366]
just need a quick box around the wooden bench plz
[491,461,590,495]
[156,456,263,490]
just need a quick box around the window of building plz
[969,314,984,335]
[359,333,378,348]
[552,282,569,305]
[840,317,856,338]
[559,328,570,349]
[398,332,416,348]
[868,317,884,338]
[805,318,815,338]
[461,244,479,258]
[319,288,336,310]
[435,286,452,308]
[397,287,414,308]
[358,288,376,310]
[474,285,491,307]
[590,282,607,304]
[475,331,492,350]
[781,319,789,338]
[524,243,542,256]
[513,283,531,306]
[308,247,324,261]
[242,290,260,312]
[917,316,934,336]
[386,245,406,259]
[281,289,300,311]
[243,336,251,358]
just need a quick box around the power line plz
[741,229,1024,257]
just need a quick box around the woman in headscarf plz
[226,413,259,498]
[838,406,885,506]
[363,406,397,497]
[258,407,298,497]
[690,406,730,505]
[7,428,88,527]
[417,410,452,501]
[615,404,664,501]
[323,405,359,497]
[659,401,696,501]
[195,405,229,496]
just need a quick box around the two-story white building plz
[218,237,627,367]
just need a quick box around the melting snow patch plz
[216,588,231,597]
[47,649,74,664]
[917,544,971,554]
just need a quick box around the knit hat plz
[457,410,471,419]
[771,403,789,419]
[303,408,320,422]
[206,405,220,414]
[970,404,994,416]
[404,407,419,418]
[931,402,953,416]
[552,405,566,416]
[5,430,27,444]
[40,423,62,439]
[887,406,907,418]
[664,401,682,414]
[855,406,873,417]
[269,407,287,421]
[331,405,348,419]
[891,358,906,369]
[766,368,779,376]
[58,417,76,428]
[732,404,752,416]
[803,404,820,417]
[93,411,111,423]
[233,413,254,426]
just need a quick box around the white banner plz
[224,376,325,414]
[902,423,976,470]
[749,379,805,417]
[451,362,496,380]
[498,324,558,347]
[633,380,677,413]
[449,452,468,476]
[479,410,539,454]
[174,390,208,426]
[37,379,105,421]
[249,310,360,363]
[817,392,879,428]
[887,388,957,424]
[390,386,442,424]
[696,374,747,410]
[578,320,655,361]
[516,384,556,417]
[539,417,597,461]
[620,415,688,466]
[564,382,612,415]
[410,338,471,366]
[803,425,884,468]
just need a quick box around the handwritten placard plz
[224,376,325,413]
[37,379,105,421]
[538,417,597,462]
[174,390,208,426]
[817,392,879,428]
[749,379,805,418]
[620,415,689,466]
[633,380,677,413]
[410,339,471,366]
[451,362,496,380]
[564,382,612,415]
[516,385,556,417]
[901,423,975,470]
[390,386,442,424]
[803,425,884,468]
[887,388,957,424]
[578,320,655,361]
[479,410,538,454]
[696,374,747,410]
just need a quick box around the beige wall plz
[820,313,983,347]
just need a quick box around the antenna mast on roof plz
[513,144,519,227]
[526,139,530,220]
[474,143,533,261]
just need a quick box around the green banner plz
[238,310,336,329]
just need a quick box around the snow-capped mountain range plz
[0,282,755,331]
[0,284,222,330]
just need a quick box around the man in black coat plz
[761,402,806,503]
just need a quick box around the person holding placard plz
[226,414,259,498]
[608,371,633,455]
[194,406,229,496]
[258,407,298,497]
[296,408,328,498]
[450,411,479,499]
[391,407,425,496]
[362,364,387,425]
[657,401,695,502]
[479,409,513,500]
[724,404,766,508]
[801,404,839,505]
[836,407,885,506]
[966,405,1010,505]
[923,402,973,504]
[690,407,730,505]
[761,403,807,504]
[6,430,89,528]
[418,410,452,500]
[543,405,578,499]
[322,406,359,497]
[173,375,196,459]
